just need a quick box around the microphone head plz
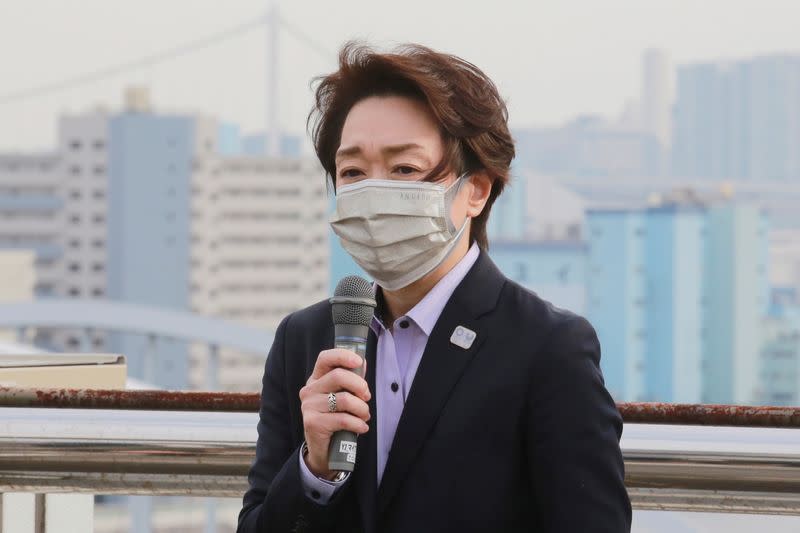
[330,275,376,327]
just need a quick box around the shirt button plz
[311,490,321,500]
[399,320,409,329]
[391,382,399,393]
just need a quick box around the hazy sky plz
[3,0,800,151]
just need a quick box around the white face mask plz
[330,175,470,291]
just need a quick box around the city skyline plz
[3,5,800,530]
[3,0,800,150]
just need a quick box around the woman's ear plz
[465,171,493,218]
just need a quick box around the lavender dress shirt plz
[299,243,481,504]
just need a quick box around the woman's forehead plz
[339,96,442,157]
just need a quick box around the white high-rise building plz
[188,156,329,390]
[56,109,110,351]
[641,48,673,149]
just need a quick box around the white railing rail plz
[1,407,799,515]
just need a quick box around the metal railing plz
[1,388,799,516]
[3,386,800,427]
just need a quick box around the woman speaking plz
[237,42,631,533]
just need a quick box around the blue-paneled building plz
[703,205,769,403]
[486,170,528,241]
[587,201,768,404]
[643,205,705,403]
[490,240,587,315]
[107,112,194,389]
[585,210,647,401]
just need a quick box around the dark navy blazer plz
[237,251,632,533]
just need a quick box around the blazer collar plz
[374,250,506,518]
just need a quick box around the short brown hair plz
[308,42,515,250]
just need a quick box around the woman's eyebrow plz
[381,143,427,157]
[336,143,429,161]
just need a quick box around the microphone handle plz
[328,323,369,472]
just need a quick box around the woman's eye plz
[340,168,363,178]
[394,166,417,175]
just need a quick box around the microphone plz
[328,275,376,472]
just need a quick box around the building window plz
[92,263,104,272]
[68,287,81,297]
[68,263,81,272]
[68,239,81,249]
[93,165,105,175]
[92,288,104,297]
[92,238,104,248]
[69,140,82,150]
[566,224,581,240]
[35,283,55,296]
[70,189,82,199]
[93,189,105,199]
[70,165,81,176]
[70,214,81,224]
[93,214,105,224]
[67,337,80,348]
[93,140,105,150]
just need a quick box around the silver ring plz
[327,392,337,413]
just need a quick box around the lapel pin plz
[450,325,477,350]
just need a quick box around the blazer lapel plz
[354,329,378,532]
[376,252,506,517]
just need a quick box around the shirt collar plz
[371,242,481,336]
